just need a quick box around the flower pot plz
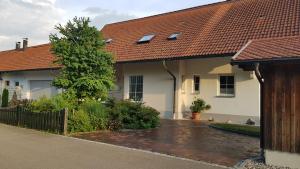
[192,112,201,120]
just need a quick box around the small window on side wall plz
[193,75,200,93]
[15,82,20,87]
[5,81,10,87]
[219,75,235,96]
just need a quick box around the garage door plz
[30,80,58,100]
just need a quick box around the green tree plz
[50,17,115,100]
[1,89,9,107]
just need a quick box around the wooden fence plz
[0,107,68,135]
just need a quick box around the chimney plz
[23,38,28,50]
[15,42,21,50]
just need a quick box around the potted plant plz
[190,98,211,120]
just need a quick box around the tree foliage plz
[1,89,9,107]
[49,17,115,100]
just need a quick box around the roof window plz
[137,34,155,43]
[105,38,113,44]
[168,33,181,40]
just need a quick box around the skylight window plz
[105,38,113,44]
[168,33,181,40]
[138,34,155,43]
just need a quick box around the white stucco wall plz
[181,57,260,119]
[122,61,178,119]
[0,70,59,100]
[121,57,260,122]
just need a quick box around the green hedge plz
[28,96,160,133]
[1,89,9,107]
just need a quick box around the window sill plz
[191,92,200,95]
[215,95,235,98]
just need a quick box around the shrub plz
[68,110,93,133]
[190,98,211,113]
[8,91,19,107]
[30,96,55,112]
[80,99,109,130]
[30,94,76,113]
[51,94,77,112]
[110,100,160,130]
[1,89,9,107]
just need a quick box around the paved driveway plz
[0,123,225,169]
[74,120,260,167]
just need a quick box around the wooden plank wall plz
[263,64,300,153]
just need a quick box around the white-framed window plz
[129,75,143,101]
[15,81,20,87]
[193,75,200,93]
[219,75,235,96]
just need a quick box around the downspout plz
[254,63,265,161]
[162,60,176,117]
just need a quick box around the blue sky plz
[0,0,222,50]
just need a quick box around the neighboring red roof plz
[232,36,300,62]
[0,44,59,72]
[102,0,300,62]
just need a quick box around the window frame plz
[218,75,235,97]
[15,81,20,87]
[192,75,201,94]
[128,75,144,101]
[5,80,10,87]
[137,34,155,43]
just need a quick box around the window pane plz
[227,84,234,89]
[136,84,143,93]
[130,76,136,84]
[194,76,200,92]
[136,93,143,101]
[129,93,135,100]
[220,88,227,95]
[130,85,135,93]
[220,84,227,89]
[220,76,226,85]
[219,75,235,96]
[227,76,234,84]
[194,76,200,84]
[129,76,143,101]
[227,88,235,95]
[137,76,143,84]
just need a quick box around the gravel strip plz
[236,158,296,169]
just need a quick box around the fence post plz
[62,108,68,135]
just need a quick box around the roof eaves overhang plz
[116,53,236,64]
[0,67,61,73]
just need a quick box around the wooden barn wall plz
[262,64,300,153]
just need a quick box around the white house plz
[0,0,299,124]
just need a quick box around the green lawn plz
[209,123,260,137]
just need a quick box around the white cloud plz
[83,7,136,29]
[0,0,65,51]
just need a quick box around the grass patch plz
[209,123,260,137]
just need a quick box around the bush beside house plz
[1,89,9,107]
[25,95,160,133]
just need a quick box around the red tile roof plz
[232,36,300,62]
[0,44,59,72]
[0,0,299,72]
[102,0,300,62]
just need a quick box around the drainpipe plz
[254,63,265,161]
[162,60,177,117]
